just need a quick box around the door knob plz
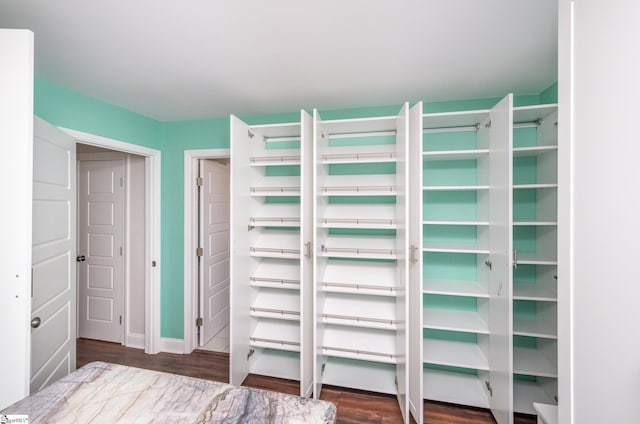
[31,317,41,328]
[77,255,86,262]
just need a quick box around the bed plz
[1,361,336,423]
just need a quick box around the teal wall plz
[34,78,557,340]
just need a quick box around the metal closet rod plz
[423,124,481,134]
[321,281,399,292]
[250,155,300,163]
[326,130,396,139]
[263,135,301,143]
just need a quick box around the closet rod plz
[322,346,397,359]
[250,217,300,223]
[250,307,300,316]
[322,185,396,193]
[320,281,399,292]
[250,277,300,285]
[322,314,398,325]
[250,186,300,193]
[423,124,480,134]
[327,130,396,139]
[250,337,300,347]
[513,118,547,128]
[263,135,301,143]
[250,155,300,163]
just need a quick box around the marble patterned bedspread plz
[2,361,336,423]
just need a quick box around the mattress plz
[1,361,336,423]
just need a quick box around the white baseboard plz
[159,337,186,354]
[125,333,145,350]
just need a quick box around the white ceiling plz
[0,0,557,122]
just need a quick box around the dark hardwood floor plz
[76,338,535,424]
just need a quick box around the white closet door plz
[300,110,314,397]
[229,115,252,386]
[407,101,424,423]
[488,94,514,424]
[312,109,325,399]
[394,103,410,423]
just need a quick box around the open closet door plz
[407,101,424,423]
[229,115,252,386]
[300,110,314,398]
[488,94,514,424]
[312,109,325,399]
[394,103,410,422]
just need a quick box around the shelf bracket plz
[321,363,326,376]
[248,130,255,139]
[247,348,255,360]
[484,259,492,270]
[248,225,255,231]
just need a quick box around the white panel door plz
[394,103,410,423]
[488,94,514,424]
[77,159,124,343]
[300,110,314,398]
[229,115,252,386]
[199,159,231,347]
[31,116,77,392]
[407,101,424,423]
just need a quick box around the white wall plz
[572,1,640,422]
[0,29,33,409]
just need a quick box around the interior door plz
[199,159,231,347]
[31,116,77,392]
[77,158,124,343]
[229,115,252,386]
[488,94,514,424]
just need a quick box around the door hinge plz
[394,375,398,389]
[485,380,493,397]
[196,177,204,187]
[247,348,255,360]
[321,363,326,376]
[119,315,122,325]
[120,246,123,256]
[196,317,203,327]
[196,247,204,257]
[120,177,123,188]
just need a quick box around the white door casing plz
[199,159,231,347]
[77,158,125,343]
[31,116,77,392]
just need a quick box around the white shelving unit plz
[230,112,314,397]
[511,104,559,416]
[313,105,410,423]
[228,98,560,424]
[409,96,515,424]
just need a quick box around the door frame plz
[61,128,162,354]
[183,148,230,353]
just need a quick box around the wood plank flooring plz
[76,338,536,424]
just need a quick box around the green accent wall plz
[34,78,558,340]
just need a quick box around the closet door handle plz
[305,242,312,258]
[513,249,518,269]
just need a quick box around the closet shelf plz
[250,319,300,350]
[250,259,300,290]
[322,294,397,329]
[423,338,489,371]
[320,174,397,196]
[321,346,399,364]
[513,315,557,339]
[250,231,300,259]
[514,379,557,416]
[422,149,489,161]
[321,314,399,330]
[422,220,489,226]
[513,104,558,124]
[422,368,490,409]
[422,109,490,130]
[320,260,399,296]
[321,357,397,396]
[512,220,557,226]
[423,309,489,334]
[512,145,557,158]
[322,326,398,364]
[321,204,396,229]
[515,252,557,266]
[320,115,397,135]
[513,283,557,302]
[423,243,489,255]
[423,185,489,191]
[423,279,489,298]
[513,183,557,190]
[249,176,301,196]
[514,347,558,378]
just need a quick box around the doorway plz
[183,149,231,354]
[76,144,146,348]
